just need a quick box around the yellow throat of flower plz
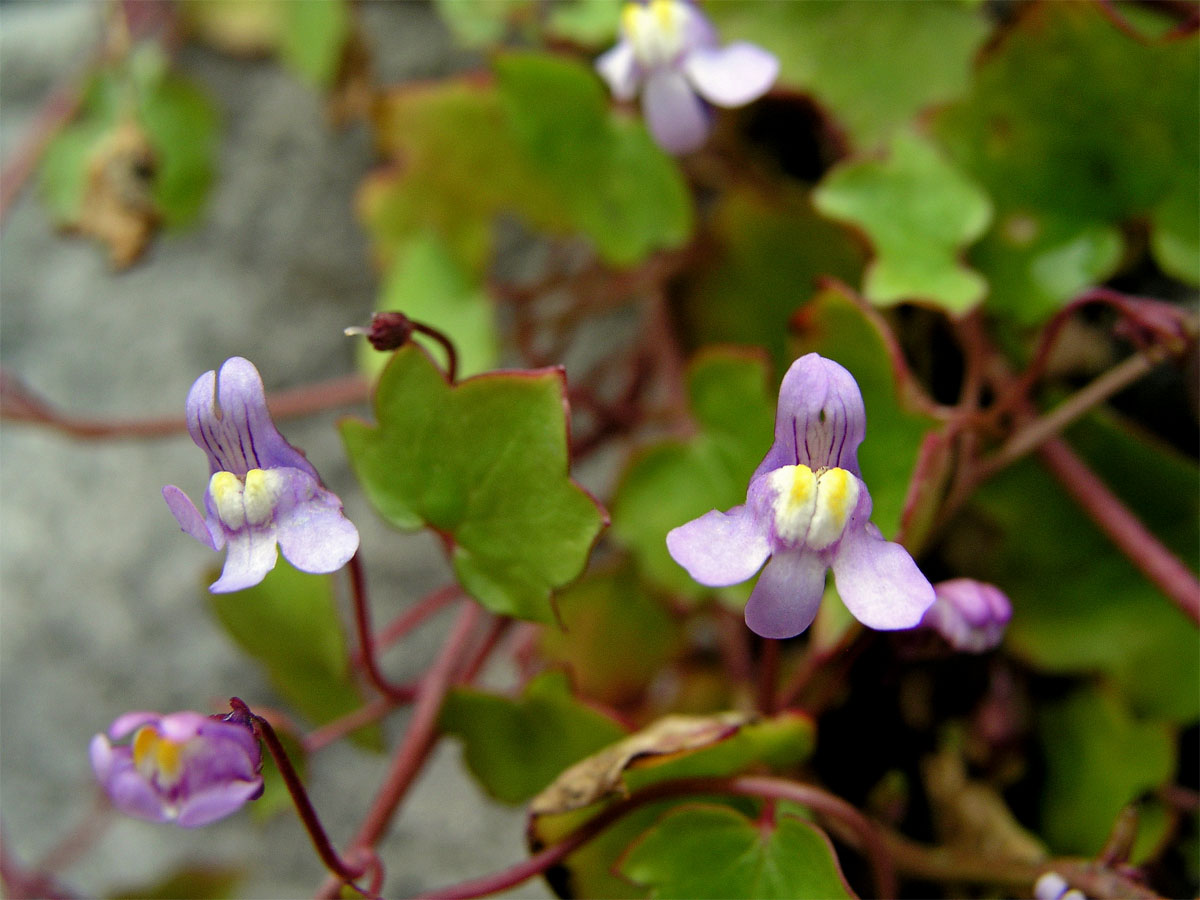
[209,468,284,530]
[622,0,689,67]
[767,464,859,551]
[132,726,187,788]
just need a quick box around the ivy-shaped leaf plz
[359,230,499,382]
[362,53,691,273]
[620,804,854,900]
[439,671,627,805]
[707,0,991,149]
[813,130,992,313]
[208,560,379,748]
[341,344,606,623]
[935,2,1200,318]
[611,349,774,601]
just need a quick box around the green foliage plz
[935,2,1200,319]
[620,805,853,899]
[955,415,1199,722]
[612,349,774,601]
[359,231,498,381]
[431,0,532,47]
[792,287,943,540]
[208,560,379,748]
[540,565,682,707]
[814,131,992,313]
[278,0,351,87]
[1039,687,1175,855]
[680,184,865,372]
[40,44,217,229]
[440,671,627,805]
[341,344,606,623]
[362,53,692,274]
[547,0,622,45]
[108,866,243,900]
[708,0,990,148]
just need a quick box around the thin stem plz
[1038,438,1200,625]
[230,698,370,887]
[0,369,368,440]
[458,614,510,687]
[978,348,1168,478]
[303,696,396,754]
[410,322,459,384]
[351,583,461,666]
[755,637,780,715]
[0,76,85,225]
[417,775,895,900]
[347,553,422,702]
[317,603,483,898]
[776,623,864,711]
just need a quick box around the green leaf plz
[432,0,533,47]
[39,45,218,231]
[548,0,622,45]
[278,0,350,87]
[707,0,990,149]
[109,866,243,900]
[494,52,692,266]
[620,805,853,900]
[440,671,626,805]
[679,184,865,373]
[934,2,1199,317]
[359,231,499,381]
[362,55,692,274]
[1039,687,1175,855]
[611,349,774,600]
[341,344,606,623]
[208,560,379,747]
[814,131,992,312]
[792,286,943,541]
[967,212,1122,325]
[951,414,1199,722]
[540,564,682,707]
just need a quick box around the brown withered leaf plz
[74,119,160,268]
[530,711,753,817]
[922,747,1046,863]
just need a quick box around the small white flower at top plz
[596,0,778,154]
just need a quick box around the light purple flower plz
[920,578,1012,653]
[1035,872,1086,900]
[595,0,778,154]
[163,357,359,593]
[667,353,934,639]
[90,710,263,827]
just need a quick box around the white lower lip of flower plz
[210,468,284,530]
[767,464,859,551]
[624,0,689,68]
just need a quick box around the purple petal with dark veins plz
[185,358,317,479]
[753,353,867,478]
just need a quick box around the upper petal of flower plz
[185,358,317,479]
[642,68,712,154]
[666,503,770,586]
[743,548,827,639]
[830,523,934,630]
[754,353,867,479]
[596,39,641,102]
[683,42,778,108]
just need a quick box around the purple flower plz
[163,357,359,593]
[90,710,263,827]
[667,353,934,639]
[595,0,778,154]
[1035,872,1086,900]
[920,578,1012,653]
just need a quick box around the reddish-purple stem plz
[351,583,461,666]
[1038,438,1200,625]
[347,552,423,702]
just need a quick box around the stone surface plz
[0,2,548,896]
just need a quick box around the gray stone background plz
[1,2,551,896]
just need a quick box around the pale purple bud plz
[90,710,263,827]
[921,578,1012,653]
